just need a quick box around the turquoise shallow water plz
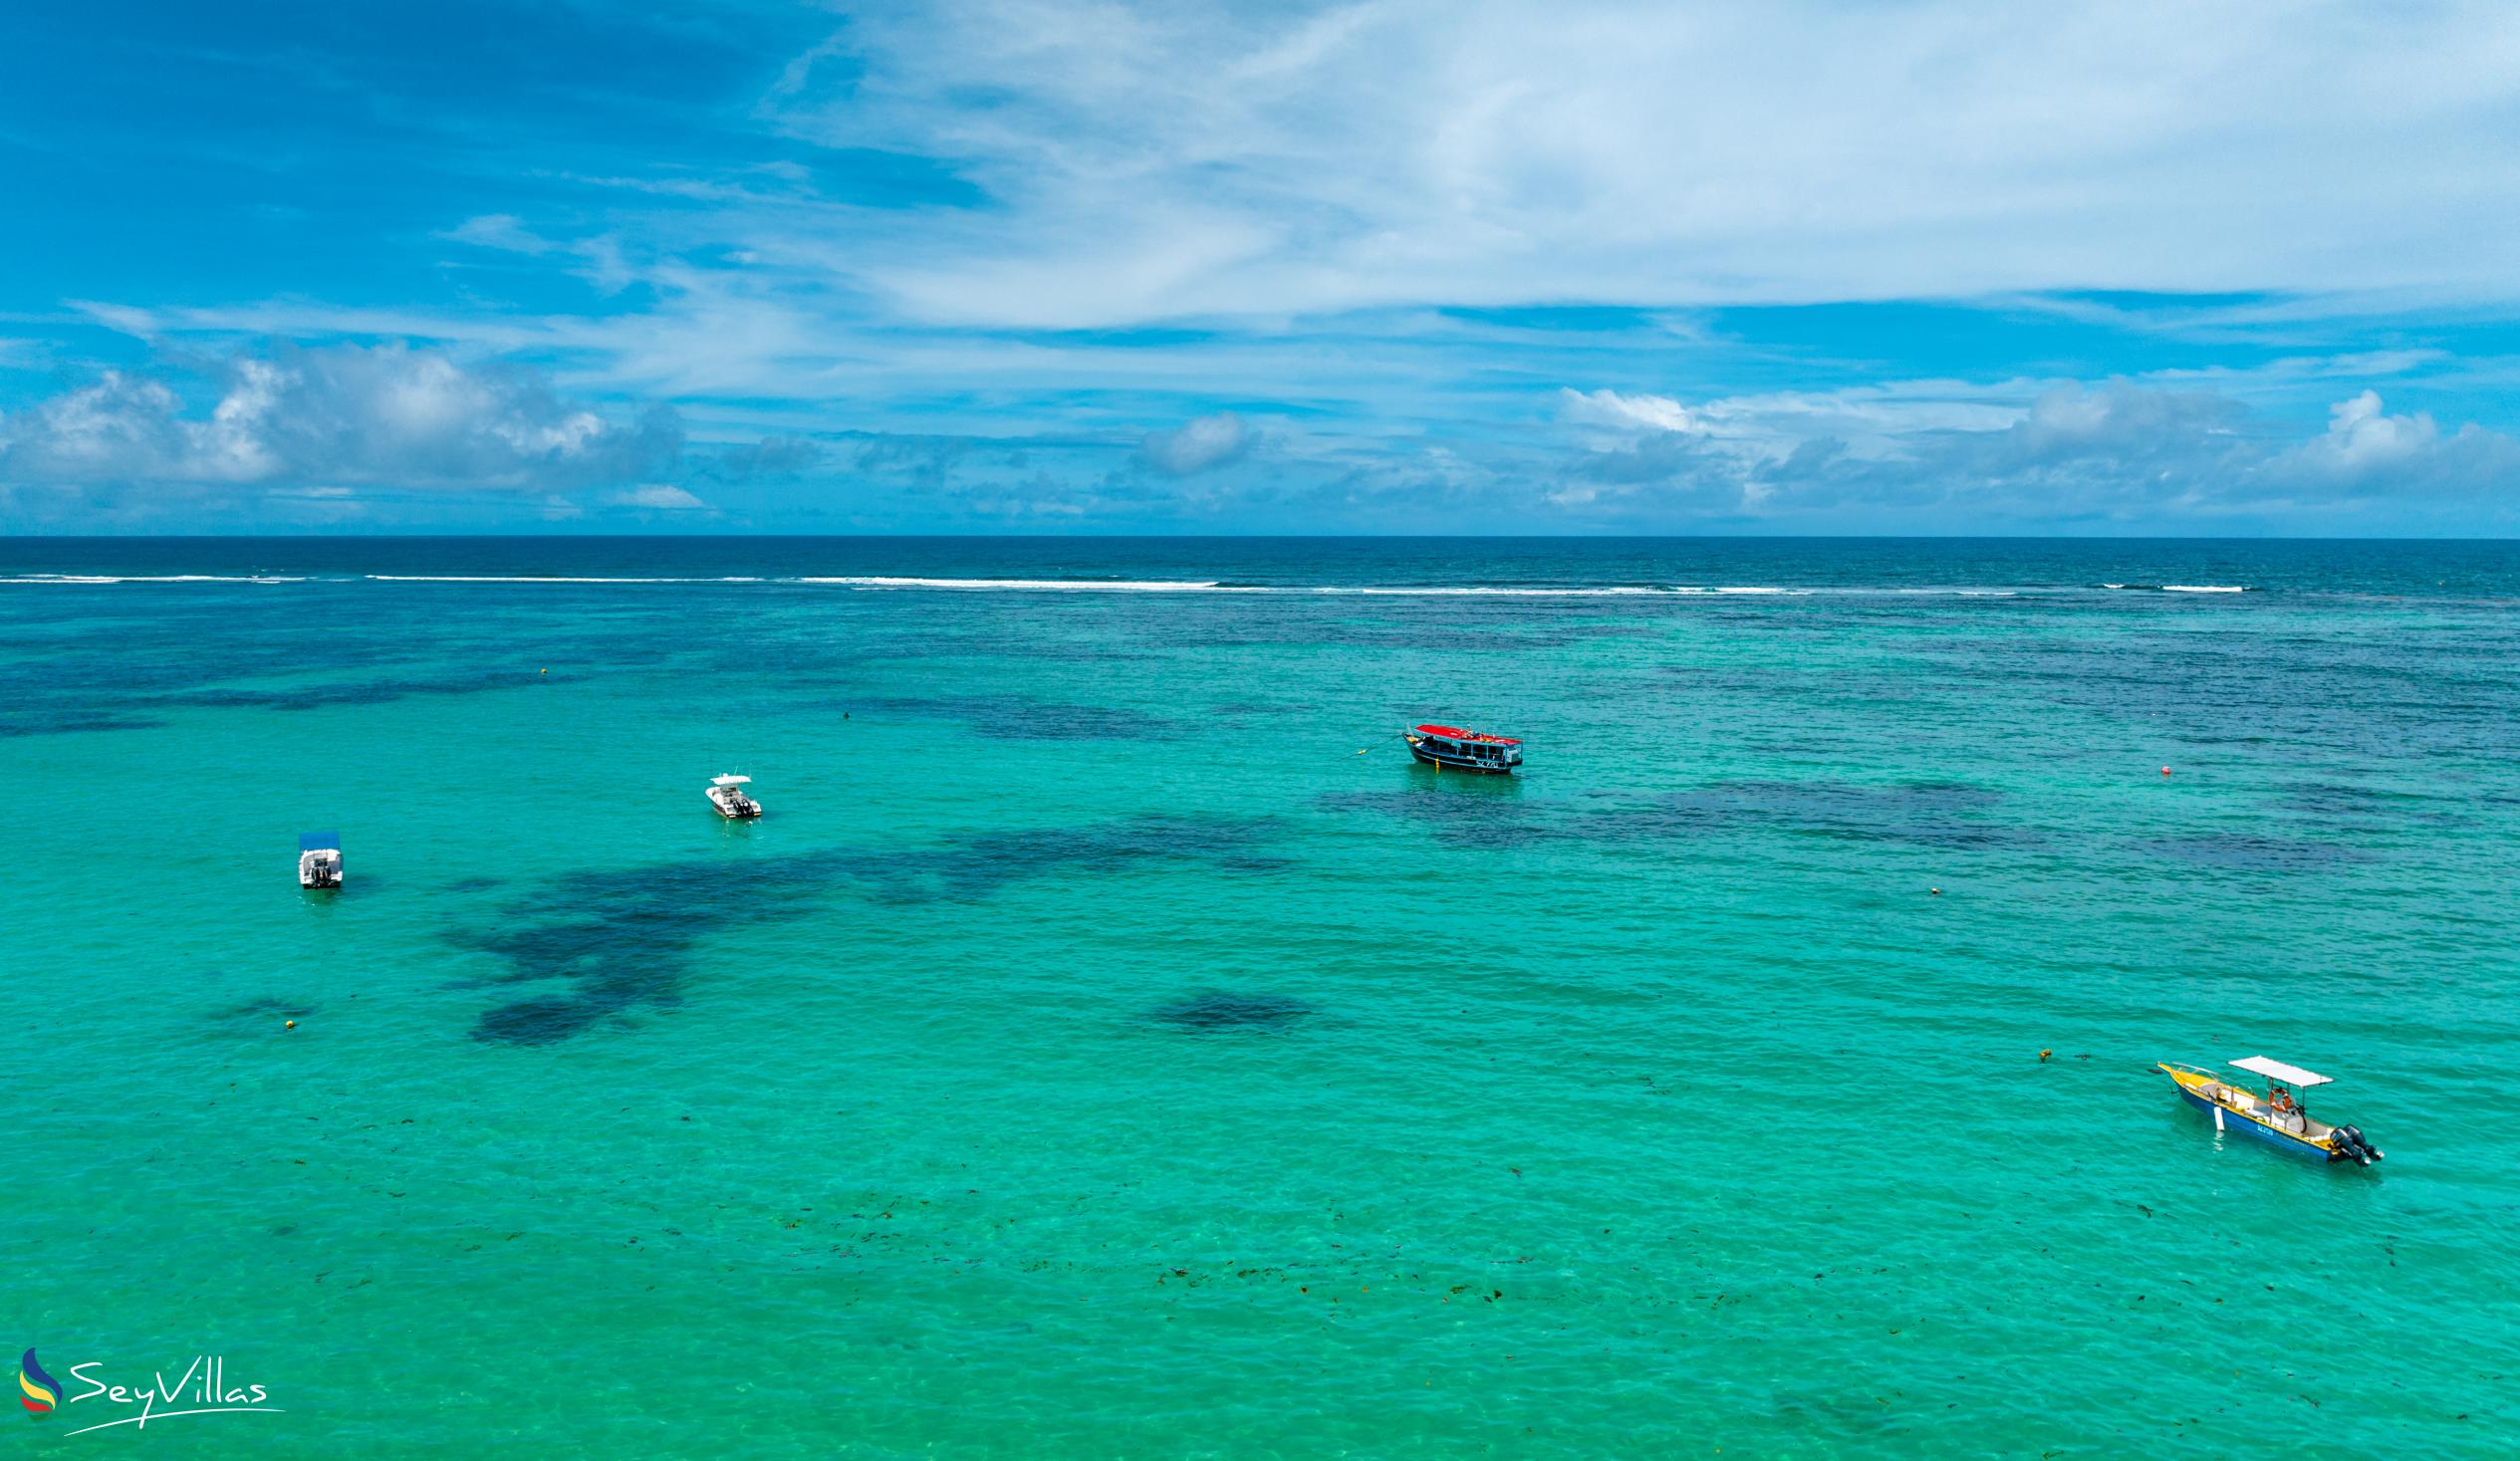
[4,538,2517,1457]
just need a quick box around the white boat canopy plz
[711,774,752,787]
[2230,1056,2332,1089]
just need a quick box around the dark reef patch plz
[0,710,166,738]
[218,996,319,1022]
[448,850,852,1046]
[1150,989,1314,1033]
[1174,619,1648,653]
[443,875,506,892]
[1319,787,1549,850]
[1566,780,2033,848]
[857,694,1182,741]
[161,670,536,713]
[453,816,1287,1045]
[932,632,1162,664]
[1324,777,2030,850]
[2142,835,2376,872]
[861,815,1291,904]
[2273,782,2461,827]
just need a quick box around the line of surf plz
[805,578,1799,596]
[0,574,307,584]
[0,576,2237,599]
[799,576,1232,592]
[365,575,765,583]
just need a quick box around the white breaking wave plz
[365,575,756,583]
[800,576,1230,591]
[2102,583,2254,594]
[1319,586,1663,597]
[0,573,2083,599]
[1,574,305,584]
[811,578,1726,596]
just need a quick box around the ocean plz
[4,537,2515,1456]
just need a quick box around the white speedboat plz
[706,774,762,820]
[298,831,343,889]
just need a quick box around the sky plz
[5,0,2520,535]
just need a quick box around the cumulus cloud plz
[0,345,680,493]
[1138,411,1251,476]
[2270,389,2520,496]
[1548,380,2520,529]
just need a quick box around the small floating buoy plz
[541,668,548,675]
[1929,887,1942,895]
[285,1020,298,1030]
[2160,766,2172,776]
[2038,1049,2051,1062]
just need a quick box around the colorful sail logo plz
[19,1349,61,1414]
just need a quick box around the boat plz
[705,774,762,820]
[298,831,343,889]
[1404,724,1522,774]
[2157,1057,2383,1165]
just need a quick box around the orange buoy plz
[285,1020,298,1030]
[2038,1048,2051,1062]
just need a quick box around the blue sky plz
[6,1,2520,534]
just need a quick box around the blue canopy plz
[299,831,342,852]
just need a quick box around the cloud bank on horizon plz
[5,0,2520,533]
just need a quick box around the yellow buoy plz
[285,1020,298,1030]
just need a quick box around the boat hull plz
[1406,741,1517,774]
[2174,1086,2333,1159]
[2159,1065,2349,1161]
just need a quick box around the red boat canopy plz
[1414,724,1521,745]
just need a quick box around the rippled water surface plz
[5,538,2516,1456]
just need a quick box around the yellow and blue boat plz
[2157,1057,2384,1166]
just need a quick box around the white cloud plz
[1546,379,2520,529]
[0,344,679,492]
[440,213,557,255]
[609,483,710,510]
[2299,389,2437,473]
[1138,410,1251,475]
[2272,388,2520,492]
[776,0,2520,328]
[1559,387,1697,435]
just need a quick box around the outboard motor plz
[2328,1125,2382,1165]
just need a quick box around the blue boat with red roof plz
[1405,723,1523,774]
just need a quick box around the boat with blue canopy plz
[2157,1057,2383,1165]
